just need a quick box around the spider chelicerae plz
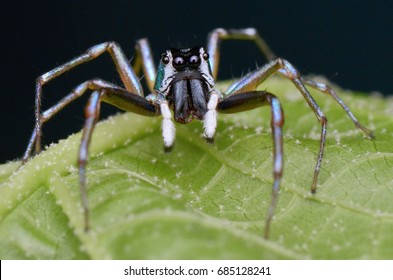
[21,28,373,238]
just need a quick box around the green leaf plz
[0,77,392,259]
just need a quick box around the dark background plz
[1,0,392,163]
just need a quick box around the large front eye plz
[189,55,200,65]
[161,54,170,64]
[173,56,185,66]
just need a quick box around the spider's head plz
[154,47,215,123]
[154,47,214,92]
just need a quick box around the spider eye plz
[189,55,200,65]
[162,55,170,64]
[173,56,185,66]
[202,52,209,60]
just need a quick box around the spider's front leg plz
[78,87,159,231]
[217,91,284,239]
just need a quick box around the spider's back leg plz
[26,42,145,160]
[133,38,157,93]
[301,77,374,139]
[206,28,276,79]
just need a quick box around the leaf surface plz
[1,77,392,259]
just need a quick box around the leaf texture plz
[0,77,392,259]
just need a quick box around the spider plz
[21,28,374,239]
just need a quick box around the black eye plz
[162,55,170,64]
[203,52,209,60]
[189,55,200,64]
[173,56,185,66]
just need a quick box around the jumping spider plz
[21,28,373,238]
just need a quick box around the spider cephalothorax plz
[22,28,373,238]
[154,47,215,123]
[149,46,220,147]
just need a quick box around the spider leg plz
[300,77,374,139]
[217,91,284,239]
[133,38,157,93]
[203,91,220,141]
[208,27,374,139]
[78,90,101,232]
[225,58,327,193]
[77,88,159,231]
[34,42,144,156]
[206,28,276,79]
[23,79,106,163]
[22,79,137,163]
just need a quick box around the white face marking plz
[160,102,175,147]
[203,92,219,139]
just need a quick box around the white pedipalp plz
[203,92,219,139]
[160,101,175,147]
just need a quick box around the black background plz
[1,0,392,163]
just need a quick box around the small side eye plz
[162,55,170,64]
[173,56,185,66]
[202,52,209,60]
[189,55,200,64]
